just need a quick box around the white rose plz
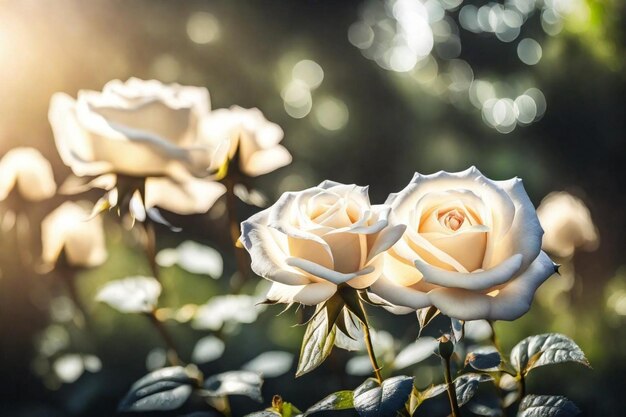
[200,106,292,177]
[240,181,406,305]
[370,167,555,321]
[537,192,599,258]
[41,201,107,268]
[48,78,225,214]
[0,147,56,202]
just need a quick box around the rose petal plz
[240,210,310,286]
[428,252,554,320]
[265,281,337,305]
[322,231,362,273]
[241,145,292,177]
[145,177,225,215]
[487,178,543,270]
[415,254,523,291]
[48,93,113,177]
[0,147,57,202]
[286,257,373,285]
[369,275,431,310]
[366,224,406,263]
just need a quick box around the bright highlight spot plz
[314,97,349,131]
[186,12,220,44]
[292,60,324,89]
[517,38,542,65]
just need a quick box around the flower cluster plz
[48,78,291,217]
[241,167,556,321]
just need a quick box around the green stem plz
[488,321,507,415]
[63,270,93,332]
[146,310,182,366]
[144,221,160,281]
[224,176,250,293]
[488,320,502,353]
[443,356,461,417]
[358,298,383,384]
[519,373,526,399]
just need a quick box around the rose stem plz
[488,320,502,352]
[519,372,526,399]
[144,220,160,282]
[358,297,383,384]
[488,320,506,414]
[443,354,461,417]
[223,175,250,293]
[146,310,182,366]
[62,269,93,332]
[141,220,183,365]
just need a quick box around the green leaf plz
[415,384,447,406]
[338,286,367,325]
[303,390,354,415]
[417,306,440,335]
[465,346,502,371]
[393,337,438,370]
[517,395,581,417]
[510,333,590,376]
[203,371,263,401]
[296,305,337,377]
[454,373,493,407]
[466,397,503,417]
[118,366,200,412]
[451,318,465,342]
[353,376,413,417]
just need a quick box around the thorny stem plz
[358,298,383,384]
[443,355,461,417]
[147,310,182,366]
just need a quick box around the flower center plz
[439,209,465,231]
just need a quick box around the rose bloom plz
[370,167,555,321]
[200,106,292,177]
[48,78,225,214]
[240,181,406,305]
[537,191,599,258]
[41,201,107,268]
[0,147,57,202]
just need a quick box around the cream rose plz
[41,201,107,268]
[0,147,56,202]
[370,167,555,321]
[200,106,292,177]
[537,192,599,258]
[240,181,406,305]
[48,78,225,214]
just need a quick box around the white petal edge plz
[369,275,431,311]
[428,252,555,321]
[286,257,374,285]
[240,210,311,286]
[415,254,523,291]
[265,281,337,305]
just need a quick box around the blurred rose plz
[537,192,599,258]
[48,78,225,214]
[370,167,555,321]
[240,181,405,305]
[0,147,56,202]
[41,201,107,268]
[200,106,291,177]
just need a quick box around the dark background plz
[0,1,624,416]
